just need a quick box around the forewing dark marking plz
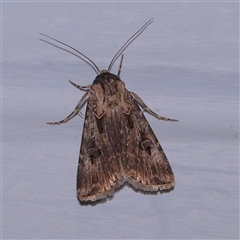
[121,95,175,191]
[77,73,127,201]
[77,72,175,202]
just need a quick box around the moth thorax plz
[99,69,109,74]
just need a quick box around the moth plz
[41,19,178,202]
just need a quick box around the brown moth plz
[41,19,178,202]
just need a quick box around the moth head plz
[93,71,122,87]
[99,69,109,74]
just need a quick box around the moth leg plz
[47,91,89,125]
[69,80,92,92]
[130,91,178,122]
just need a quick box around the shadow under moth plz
[41,19,178,203]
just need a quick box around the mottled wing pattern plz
[77,72,174,202]
[77,73,127,202]
[121,95,175,191]
[77,101,125,202]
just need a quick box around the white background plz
[2,1,239,239]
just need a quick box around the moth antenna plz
[108,18,153,72]
[117,54,124,77]
[39,33,100,74]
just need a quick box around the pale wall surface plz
[2,1,239,239]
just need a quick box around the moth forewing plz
[44,19,178,203]
[76,71,176,202]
